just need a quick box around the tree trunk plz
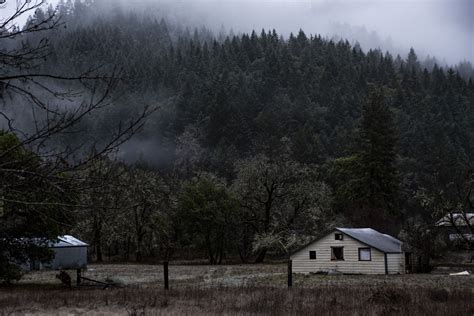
[94,215,103,262]
[163,261,169,290]
[238,229,252,263]
[206,234,216,264]
[218,249,223,265]
[136,232,144,262]
[96,243,103,262]
[208,250,215,264]
[126,237,131,261]
[238,246,248,263]
[287,259,292,288]
[255,248,267,263]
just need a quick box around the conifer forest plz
[0,2,473,308]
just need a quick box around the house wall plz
[291,231,404,274]
[386,253,405,274]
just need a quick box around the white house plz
[290,228,405,275]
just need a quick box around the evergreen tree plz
[0,132,73,282]
[406,48,421,72]
[358,88,399,212]
[331,88,399,232]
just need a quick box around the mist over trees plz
[1,0,472,272]
[0,0,151,282]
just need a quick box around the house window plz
[358,248,371,261]
[331,247,344,260]
[309,251,316,260]
[335,233,343,240]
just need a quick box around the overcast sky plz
[1,0,473,64]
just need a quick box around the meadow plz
[0,264,473,315]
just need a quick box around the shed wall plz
[291,231,404,274]
[50,247,88,270]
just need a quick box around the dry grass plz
[18,263,286,287]
[2,264,473,315]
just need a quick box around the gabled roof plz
[290,227,403,256]
[435,213,474,227]
[50,235,88,248]
[336,228,403,253]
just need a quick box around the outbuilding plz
[27,235,88,271]
[290,228,405,275]
[435,212,474,244]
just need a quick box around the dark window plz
[331,247,344,260]
[309,251,316,260]
[358,248,371,261]
[335,233,343,240]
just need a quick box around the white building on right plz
[435,212,474,244]
[290,228,406,275]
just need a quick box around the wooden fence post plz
[76,268,81,286]
[164,261,169,290]
[288,259,293,288]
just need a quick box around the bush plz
[0,259,23,284]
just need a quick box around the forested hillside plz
[2,0,473,268]
[42,2,473,163]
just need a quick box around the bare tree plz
[232,154,334,263]
[0,0,153,281]
[1,1,153,159]
[433,169,473,248]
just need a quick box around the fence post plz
[288,259,292,288]
[76,268,81,286]
[164,261,169,290]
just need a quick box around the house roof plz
[435,213,474,227]
[336,228,403,253]
[290,227,403,256]
[50,235,88,248]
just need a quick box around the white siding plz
[386,253,405,274]
[22,247,88,271]
[291,230,404,275]
[50,247,88,270]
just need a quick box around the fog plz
[1,0,472,64]
[2,0,473,170]
[118,0,473,64]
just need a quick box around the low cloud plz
[121,0,473,64]
[2,0,471,63]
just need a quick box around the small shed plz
[290,228,405,275]
[28,235,88,271]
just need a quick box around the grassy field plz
[1,263,473,315]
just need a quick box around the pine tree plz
[358,88,399,214]
[330,88,400,232]
[406,48,420,72]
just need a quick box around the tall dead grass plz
[0,283,472,315]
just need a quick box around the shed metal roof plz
[50,235,88,248]
[435,213,474,227]
[336,228,403,253]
